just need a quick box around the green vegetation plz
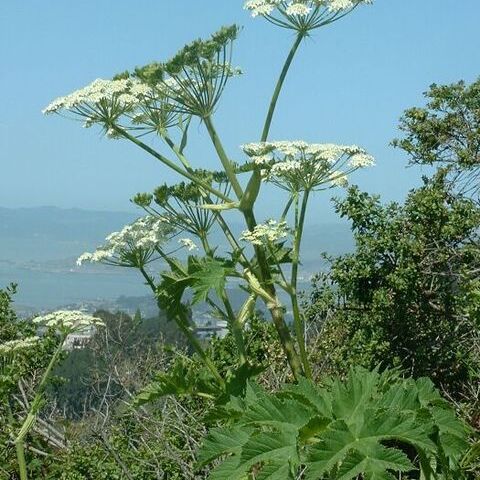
[1,2,479,478]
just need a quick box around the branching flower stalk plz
[291,189,312,376]
[45,4,375,385]
[134,179,249,363]
[261,33,304,142]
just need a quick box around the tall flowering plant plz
[1,309,103,480]
[44,1,374,384]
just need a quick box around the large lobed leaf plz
[199,368,470,479]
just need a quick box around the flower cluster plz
[178,238,199,251]
[0,336,40,355]
[77,216,175,268]
[244,0,373,31]
[33,310,104,333]
[43,78,151,117]
[242,140,374,192]
[240,220,289,246]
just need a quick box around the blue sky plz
[1,0,479,222]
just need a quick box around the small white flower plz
[348,152,375,168]
[329,170,349,187]
[33,310,104,333]
[286,3,312,16]
[178,238,199,251]
[242,140,373,192]
[240,220,289,246]
[77,216,174,267]
[243,0,373,30]
[244,0,281,17]
[0,336,40,355]
[42,78,151,115]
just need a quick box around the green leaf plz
[241,394,311,432]
[209,455,248,480]
[188,256,234,304]
[256,458,294,480]
[336,446,412,480]
[281,377,332,418]
[198,427,251,467]
[133,358,220,406]
[239,430,298,472]
[200,368,469,480]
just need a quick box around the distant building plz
[195,320,228,340]
[63,325,97,350]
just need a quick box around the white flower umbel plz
[0,336,40,355]
[244,0,373,31]
[33,311,104,334]
[240,219,289,246]
[77,216,175,268]
[242,140,374,192]
[43,78,154,136]
[178,238,199,251]
[43,78,151,115]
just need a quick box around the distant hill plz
[0,206,354,311]
[0,206,136,262]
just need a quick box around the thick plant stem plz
[261,34,304,142]
[203,116,244,200]
[204,119,304,379]
[290,190,313,379]
[242,208,305,381]
[138,266,225,387]
[15,441,28,480]
[173,311,225,387]
[13,335,66,480]
[242,34,305,216]
[221,290,247,365]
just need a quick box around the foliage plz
[0,285,61,479]
[393,78,480,198]
[49,309,182,419]
[305,172,480,394]
[46,394,208,480]
[24,2,480,479]
[134,315,286,406]
[199,368,470,479]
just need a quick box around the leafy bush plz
[199,368,470,479]
[304,174,480,394]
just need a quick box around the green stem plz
[261,34,304,142]
[200,234,247,365]
[15,441,28,480]
[139,265,224,387]
[115,127,232,203]
[203,115,304,380]
[221,290,247,365]
[290,190,312,378]
[8,405,28,480]
[281,196,295,221]
[163,134,192,171]
[203,116,244,200]
[15,338,65,445]
[241,34,305,215]
[242,208,304,381]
